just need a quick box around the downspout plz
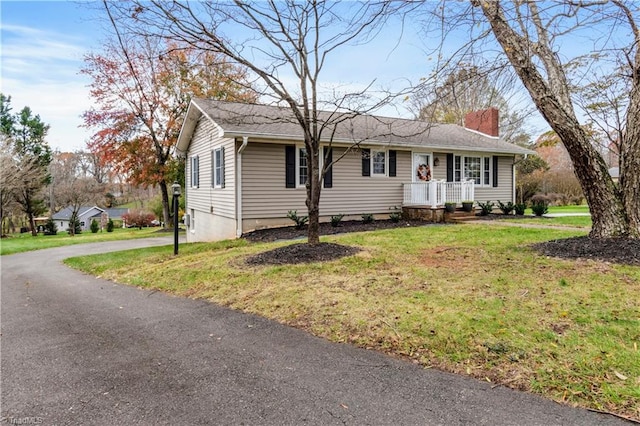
[236,136,249,237]
[512,160,516,204]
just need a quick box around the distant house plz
[609,167,619,183]
[176,99,535,243]
[52,206,106,232]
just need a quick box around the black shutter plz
[446,153,454,182]
[362,148,370,177]
[323,147,333,188]
[389,150,397,177]
[285,145,296,188]
[221,147,225,188]
[492,156,499,187]
[211,150,215,188]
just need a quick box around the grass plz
[0,227,163,255]
[513,216,592,228]
[64,223,640,421]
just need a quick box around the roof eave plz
[222,131,535,155]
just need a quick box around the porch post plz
[430,180,447,206]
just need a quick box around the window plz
[453,155,491,185]
[464,157,481,184]
[298,147,308,186]
[212,148,224,188]
[483,157,491,186]
[372,150,386,176]
[190,156,199,188]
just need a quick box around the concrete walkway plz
[1,237,630,425]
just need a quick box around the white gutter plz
[236,136,249,237]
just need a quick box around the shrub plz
[123,210,156,229]
[477,201,494,216]
[90,219,99,233]
[330,214,344,227]
[43,218,58,236]
[361,213,374,224]
[531,201,549,216]
[389,206,402,223]
[497,200,515,215]
[286,210,308,229]
[514,203,527,215]
[106,218,114,232]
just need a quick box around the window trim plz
[294,145,324,188]
[296,146,308,188]
[453,154,492,186]
[371,149,387,177]
[212,148,224,188]
[190,155,200,188]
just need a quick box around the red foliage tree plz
[82,25,256,227]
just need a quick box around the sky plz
[0,1,436,153]
[0,1,554,154]
[1,1,108,152]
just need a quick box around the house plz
[52,206,107,232]
[176,99,535,243]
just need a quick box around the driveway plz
[1,237,630,425]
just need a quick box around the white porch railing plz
[403,180,475,207]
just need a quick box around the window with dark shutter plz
[323,147,333,188]
[285,145,296,188]
[361,148,371,176]
[389,150,397,177]
[492,156,499,187]
[191,156,200,188]
[446,153,454,182]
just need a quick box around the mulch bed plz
[245,242,361,265]
[243,219,429,243]
[243,220,428,265]
[242,218,640,267]
[532,236,640,266]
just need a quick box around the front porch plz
[402,180,475,207]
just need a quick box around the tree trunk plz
[159,180,170,228]
[476,1,635,238]
[306,141,321,245]
[28,212,37,236]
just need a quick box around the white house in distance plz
[176,99,535,243]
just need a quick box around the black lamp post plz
[172,181,181,255]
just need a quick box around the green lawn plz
[0,227,163,255]
[512,215,592,228]
[65,223,640,421]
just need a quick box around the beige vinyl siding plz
[242,143,410,219]
[432,152,448,181]
[186,118,235,219]
[474,155,514,203]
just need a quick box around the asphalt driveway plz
[0,237,631,425]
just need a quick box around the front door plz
[412,153,432,205]
[413,153,432,182]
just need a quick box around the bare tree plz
[411,65,534,144]
[49,151,105,236]
[423,1,639,238]
[107,0,413,245]
[0,139,42,235]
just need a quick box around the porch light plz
[172,181,181,196]
[434,157,440,167]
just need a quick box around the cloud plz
[1,23,94,152]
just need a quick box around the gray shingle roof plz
[178,98,534,156]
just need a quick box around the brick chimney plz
[464,108,499,137]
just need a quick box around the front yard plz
[65,223,640,421]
